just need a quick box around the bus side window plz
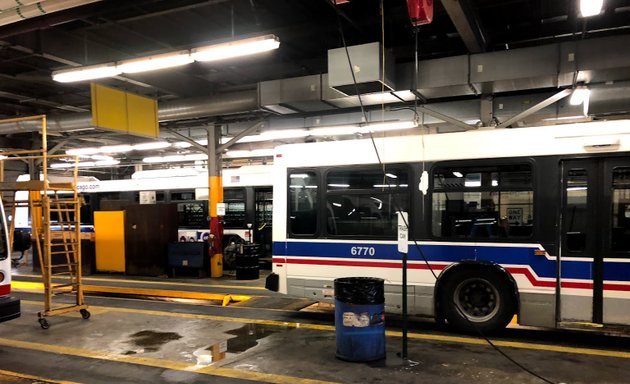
[288,171,318,236]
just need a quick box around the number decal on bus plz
[350,246,375,256]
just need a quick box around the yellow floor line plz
[0,369,82,384]
[15,273,267,290]
[13,281,252,304]
[0,337,339,384]
[19,300,630,360]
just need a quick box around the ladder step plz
[46,263,79,268]
[49,252,79,257]
[50,283,78,290]
[50,271,76,277]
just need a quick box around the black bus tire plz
[439,267,516,334]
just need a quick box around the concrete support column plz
[480,95,493,127]
[207,124,224,277]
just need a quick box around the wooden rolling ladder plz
[0,115,90,329]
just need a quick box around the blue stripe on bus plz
[272,241,630,283]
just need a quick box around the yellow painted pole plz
[207,125,223,277]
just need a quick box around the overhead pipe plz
[0,0,47,11]
[0,0,102,27]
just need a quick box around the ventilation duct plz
[328,42,395,96]
[259,75,336,114]
[0,89,259,134]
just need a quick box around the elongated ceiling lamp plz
[53,34,280,83]
[579,0,603,17]
[117,50,194,73]
[191,35,280,62]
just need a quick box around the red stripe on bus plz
[603,283,630,291]
[275,258,630,292]
[0,284,10,296]
[279,258,449,271]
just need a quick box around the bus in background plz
[266,120,630,333]
[76,165,273,269]
[0,197,21,322]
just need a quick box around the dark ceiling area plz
[1,0,630,175]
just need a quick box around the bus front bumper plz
[0,296,20,323]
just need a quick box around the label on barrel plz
[342,312,370,327]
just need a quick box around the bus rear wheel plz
[439,268,516,334]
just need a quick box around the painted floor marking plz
[0,368,82,384]
[0,338,339,384]
[15,273,268,290]
[13,281,252,304]
[19,300,630,360]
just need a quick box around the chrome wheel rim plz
[453,278,500,323]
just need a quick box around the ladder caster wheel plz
[38,318,50,330]
[80,309,91,319]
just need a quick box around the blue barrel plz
[334,277,385,362]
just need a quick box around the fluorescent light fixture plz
[361,121,418,133]
[53,64,121,83]
[309,125,360,137]
[191,34,280,62]
[117,51,193,74]
[100,145,134,153]
[570,87,591,105]
[328,184,350,188]
[132,142,171,151]
[307,121,416,138]
[223,149,275,158]
[580,0,603,17]
[52,35,280,83]
[90,155,114,161]
[542,115,591,122]
[290,174,310,179]
[66,147,100,156]
[133,168,203,179]
[453,171,463,178]
[142,153,207,164]
[385,173,398,179]
[50,159,120,169]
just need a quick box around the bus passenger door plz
[559,158,630,326]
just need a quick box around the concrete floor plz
[2,269,629,384]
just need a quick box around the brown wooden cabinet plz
[124,204,178,276]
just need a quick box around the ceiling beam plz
[416,105,477,131]
[218,120,264,152]
[441,0,487,53]
[166,128,208,153]
[498,89,572,128]
[0,89,88,112]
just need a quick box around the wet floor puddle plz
[124,330,182,354]
[194,323,291,365]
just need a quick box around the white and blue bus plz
[266,119,630,333]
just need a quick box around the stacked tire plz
[236,243,261,280]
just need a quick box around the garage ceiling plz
[1,0,630,176]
